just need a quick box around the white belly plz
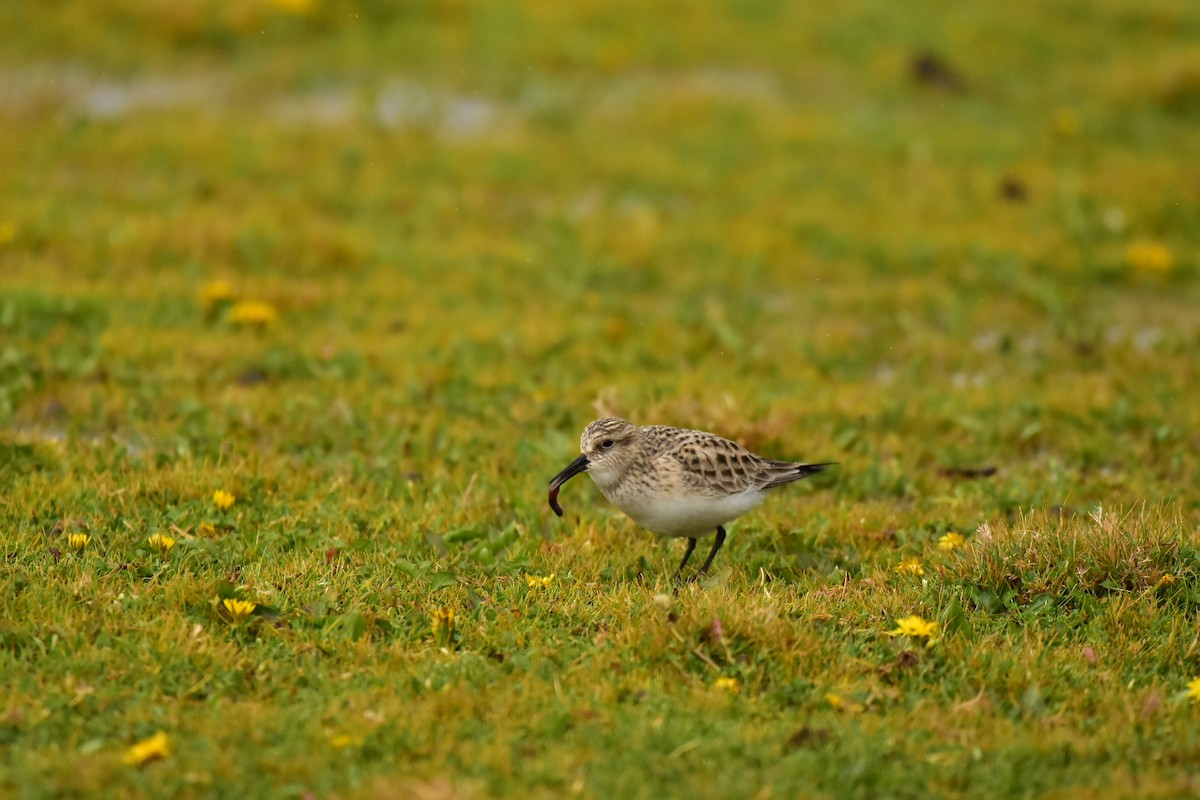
[604,487,767,538]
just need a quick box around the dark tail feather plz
[764,461,836,488]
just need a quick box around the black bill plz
[547,453,589,517]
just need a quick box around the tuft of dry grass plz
[942,506,1197,612]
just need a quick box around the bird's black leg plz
[693,526,727,579]
[673,538,699,581]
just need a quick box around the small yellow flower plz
[198,522,217,537]
[229,300,278,327]
[825,693,864,714]
[221,597,257,623]
[329,734,360,749]
[1155,574,1177,589]
[147,533,176,555]
[896,557,924,576]
[212,490,235,511]
[1187,678,1200,703]
[67,533,90,552]
[431,606,456,647]
[1126,240,1174,274]
[524,573,556,589]
[889,615,939,641]
[122,731,170,766]
[199,279,235,311]
[714,677,740,693]
[937,532,965,551]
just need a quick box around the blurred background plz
[1,0,1198,528]
[5,7,1200,794]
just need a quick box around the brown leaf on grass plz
[1139,690,1163,723]
[938,466,997,479]
[1082,646,1097,665]
[236,367,268,386]
[998,176,1028,203]
[910,52,967,92]
[879,649,920,684]
[785,726,831,751]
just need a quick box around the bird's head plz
[548,417,642,502]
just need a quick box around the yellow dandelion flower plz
[431,606,455,633]
[122,731,170,766]
[714,677,740,693]
[889,615,939,641]
[1188,678,1200,703]
[229,300,278,327]
[198,522,217,537]
[825,693,864,714]
[937,532,965,551]
[212,490,235,511]
[896,557,924,576]
[199,279,235,311]
[67,533,90,552]
[1155,574,1177,590]
[524,573,556,589]
[269,0,317,14]
[1126,240,1174,274]
[329,734,360,749]
[221,597,257,623]
[147,533,176,555]
[431,606,456,647]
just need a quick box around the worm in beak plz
[547,453,589,517]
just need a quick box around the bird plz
[548,417,833,580]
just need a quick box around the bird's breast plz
[602,484,767,538]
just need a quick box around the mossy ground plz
[2,2,1200,798]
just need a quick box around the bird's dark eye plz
[601,439,615,449]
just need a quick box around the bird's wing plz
[643,426,777,496]
[642,425,833,495]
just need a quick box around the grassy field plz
[3,1,1200,797]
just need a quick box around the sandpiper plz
[548,417,833,580]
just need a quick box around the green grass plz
[3,1,1200,797]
